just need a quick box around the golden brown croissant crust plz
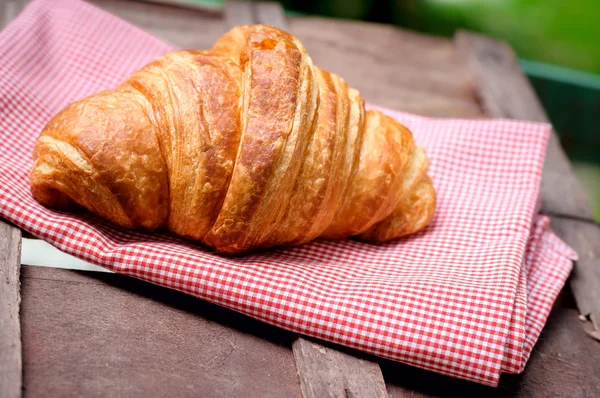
[30,25,436,253]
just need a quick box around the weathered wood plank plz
[455,31,600,337]
[254,1,286,29]
[291,18,483,118]
[90,0,225,49]
[224,0,253,28]
[135,0,224,12]
[454,31,593,221]
[455,32,546,121]
[293,338,388,398]
[542,133,593,220]
[552,218,600,330]
[1,0,28,30]
[0,221,23,398]
[20,266,301,397]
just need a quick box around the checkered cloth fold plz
[0,0,577,386]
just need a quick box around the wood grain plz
[293,338,387,398]
[224,1,287,30]
[0,221,23,398]
[90,0,226,49]
[291,17,483,118]
[552,218,600,328]
[20,266,301,398]
[224,0,253,28]
[0,0,28,30]
[254,1,286,29]
[455,31,600,338]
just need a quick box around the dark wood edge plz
[0,220,23,398]
[224,1,288,30]
[254,2,287,29]
[455,30,600,338]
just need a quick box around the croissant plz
[30,25,436,254]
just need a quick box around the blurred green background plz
[157,0,600,220]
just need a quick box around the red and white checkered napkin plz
[0,0,577,386]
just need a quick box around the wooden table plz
[1,1,599,397]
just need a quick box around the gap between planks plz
[0,221,23,398]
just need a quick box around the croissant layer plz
[30,25,436,253]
